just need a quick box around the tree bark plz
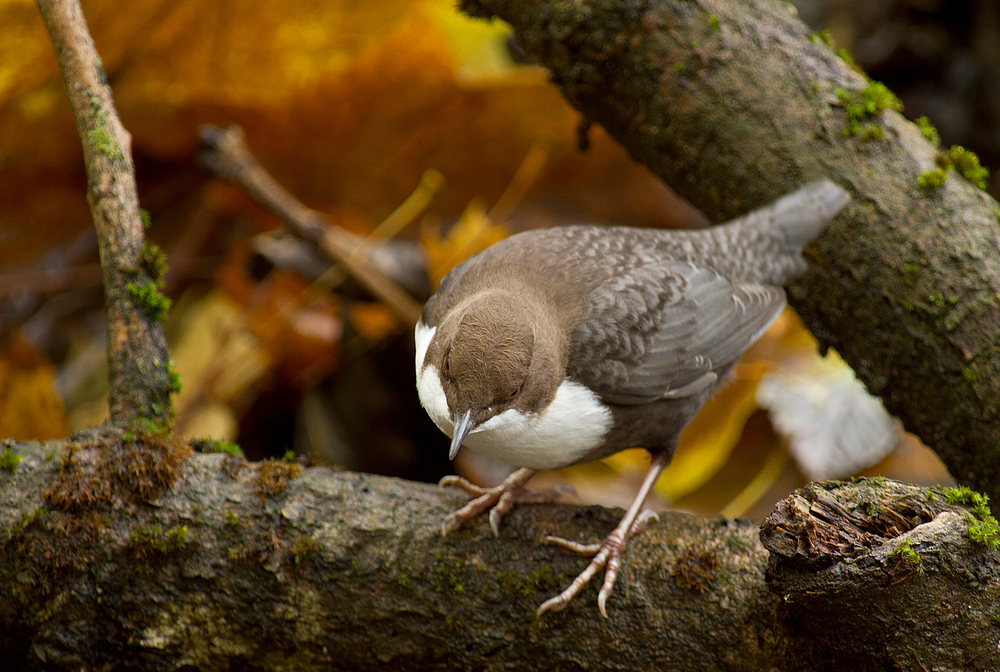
[460,0,1000,510]
[1,439,997,671]
[36,0,175,427]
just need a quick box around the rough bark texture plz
[36,0,174,426]
[1,439,997,671]
[460,0,1000,509]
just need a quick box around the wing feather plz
[567,262,785,405]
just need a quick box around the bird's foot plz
[538,509,658,618]
[440,468,574,536]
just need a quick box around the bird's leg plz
[546,510,659,556]
[537,452,670,618]
[440,468,573,536]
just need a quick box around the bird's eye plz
[507,385,522,400]
[443,354,450,376]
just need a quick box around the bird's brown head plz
[429,290,565,456]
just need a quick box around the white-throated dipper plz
[415,180,850,616]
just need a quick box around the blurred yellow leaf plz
[0,333,68,440]
[421,201,508,287]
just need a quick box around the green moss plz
[963,368,978,383]
[201,440,244,457]
[0,446,22,474]
[128,523,189,559]
[943,486,991,517]
[705,13,719,32]
[810,30,834,47]
[672,61,685,73]
[137,414,174,436]
[127,280,171,321]
[396,572,411,589]
[949,145,989,189]
[496,563,557,597]
[891,539,921,566]
[837,82,902,139]
[436,557,467,593]
[140,209,152,229]
[836,47,859,71]
[87,125,123,162]
[915,116,940,147]
[291,535,316,565]
[917,168,947,190]
[966,515,1000,549]
[858,124,884,141]
[224,510,239,527]
[166,361,182,395]
[140,243,169,288]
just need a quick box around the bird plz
[414,180,850,616]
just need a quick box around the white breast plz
[414,321,612,470]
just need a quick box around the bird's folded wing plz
[567,262,785,405]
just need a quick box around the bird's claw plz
[439,468,539,535]
[537,508,659,617]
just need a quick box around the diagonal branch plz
[461,0,1000,509]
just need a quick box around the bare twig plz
[197,124,425,326]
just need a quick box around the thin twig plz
[198,124,424,326]
[36,0,174,426]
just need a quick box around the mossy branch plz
[461,0,1000,511]
[0,440,998,670]
[35,0,175,428]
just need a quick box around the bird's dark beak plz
[449,409,475,460]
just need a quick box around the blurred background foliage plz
[3,0,988,520]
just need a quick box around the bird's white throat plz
[414,322,612,470]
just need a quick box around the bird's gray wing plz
[567,262,785,405]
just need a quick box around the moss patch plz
[44,434,190,511]
[915,116,941,147]
[194,439,244,457]
[0,445,21,474]
[139,242,169,287]
[948,145,989,189]
[128,523,189,560]
[942,486,1000,549]
[917,168,947,190]
[252,453,302,503]
[127,280,171,321]
[836,82,902,140]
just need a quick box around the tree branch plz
[35,0,175,427]
[0,440,996,670]
[460,0,1000,508]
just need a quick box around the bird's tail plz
[756,179,851,253]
